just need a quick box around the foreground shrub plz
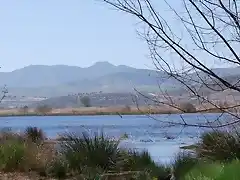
[59,131,125,174]
[25,126,45,144]
[58,131,171,179]
[124,150,170,178]
[172,152,198,179]
[0,139,26,171]
[0,130,54,175]
[197,131,240,162]
[183,160,240,180]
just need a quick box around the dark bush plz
[25,126,45,144]
[19,105,29,114]
[80,96,91,107]
[196,131,240,162]
[35,105,52,115]
[180,102,196,113]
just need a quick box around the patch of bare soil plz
[0,172,49,180]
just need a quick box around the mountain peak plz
[91,61,115,67]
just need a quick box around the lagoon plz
[0,113,230,164]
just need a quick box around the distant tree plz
[35,105,52,115]
[19,105,29,114]
[122,105,131,112]
[180,102,196,113]
[80,96,91,107]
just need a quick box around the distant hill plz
[1,62,177,97]
[0,62,140,88]
[1,62,240,97]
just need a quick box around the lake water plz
[0,113,232,164]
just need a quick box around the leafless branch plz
[103,0,240,130]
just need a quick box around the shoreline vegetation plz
[0,104,230,117]
[0,127,239,179]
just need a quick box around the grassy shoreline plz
[0,126,239,179]
[0,105,225,117]
[0,111,176,117]
[0,106,180,117]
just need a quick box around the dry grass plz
[0,102,238,117]
[0,105,179,117]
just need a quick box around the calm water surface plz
[0,113,231,163]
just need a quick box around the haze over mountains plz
[1,61,240,97]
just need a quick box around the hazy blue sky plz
[0,0,152,72]
[0,1,235,72]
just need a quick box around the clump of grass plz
[24,126,45,144]
[0,139,26,172]
[0,129,54,176]
[172,151,198,180]
[56,131,171,179]
[46,157,68,179]
[59,131,125,174]
[197,131,240,162]
[124,150,170,178]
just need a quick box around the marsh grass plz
[51,131,171,179]
[59,131,125,174]
[1,126,240,179]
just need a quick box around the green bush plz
[0,139,26,171]
[172,152,198,179]
[183,160,240,180]
[25,126,45,144]
[0,129,53,175]
[197,131,240,162]
[80,96,91,107]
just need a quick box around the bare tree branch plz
[102,0,240,129]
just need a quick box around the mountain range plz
[1,61,240,97]
[0,62,170,97]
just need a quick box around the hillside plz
[0,62,138,88]
[1,62,178,97]
[1,62,240,98]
